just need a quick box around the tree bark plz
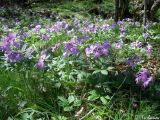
[93,0,103,4]
[151,0,160,20]
[115,0,119,22]
[143,0,147,27]
[114,0,131,22]
[143,0,147,41]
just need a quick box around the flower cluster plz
[126,56,141,68]
[63,36,90,56]
[130,41,142,49]
[1,33,16,52]
[63,38,80,56]
[80,24,98,33]
[85,40,111,58]
[47,21,68,32]
[101,24,111,31]
[37,50,47,69]
[143,32,150,40]
[32,25,41,32]
[0,33,23,62]
[114,40,123,49]
[145,43,153,55]
[119,25,126,39]
[41,34,50,40]
[4,51,23,62]
[51,43,61,52]
[77,36,90,44]
[0,17,156,89]
[135,68,153,88]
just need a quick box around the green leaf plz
[107,67,114,71]
[92,70,101,75]
[58,96,67,102]
[40,28,46,33]
[64,106,73,111]
[68,95,75,104]
[55,82,61,88]
[105,95,111,100]
[88,90,100,101]
[58,96,69,107]
[73,99,81,107]
[57,116,67,120]
[21,113,32,119]
[101,70,108,75]
[100,97,108,105]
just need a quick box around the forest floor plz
[0,1,160,120]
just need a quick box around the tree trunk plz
[143,0,147,27]
[114,0,131,22]
[150,0,160,20]
[93,0,103,4]
[115,0,119,22]
[143,0,147,41]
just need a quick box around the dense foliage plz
[0,1,160,120]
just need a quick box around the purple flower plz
[70,47,80,54]
[25,47,35,59]
[126,56,141,68]
[119,25,126,39]
[85,41,111,58]
[23,32,29,38]
[114,40,123,49]
[51,43,61,52]
[67,29,74,34]
[135,68,153,88]
[13,42,21,48]
[5,51,23,62]
[143,32,150,39]
[145,43,152,55]
[37,50,47,69]
[1,42,11,52]
[111,23,117,28]
[120,26,126,32]
[56,21,68,29]
[120,32,125,39]
[40,50,47,59]
[73,19,80,24]
[80,24,97,33]
[33,25,41,32]
[0,33,17,52]
[117,21,124,25]
[101,24,110,31]
[42,34,50,40]
[130,41,142,49]
[77,36,90,44]
[4,33,16,43]
[64,41,76,50]
[124,18,132,22]
[63,39,80,56]
[0,33,24,62]
[103,40,111,48]
[47,21,68,32]
[37,58,45,69]
[85,47,92,57]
